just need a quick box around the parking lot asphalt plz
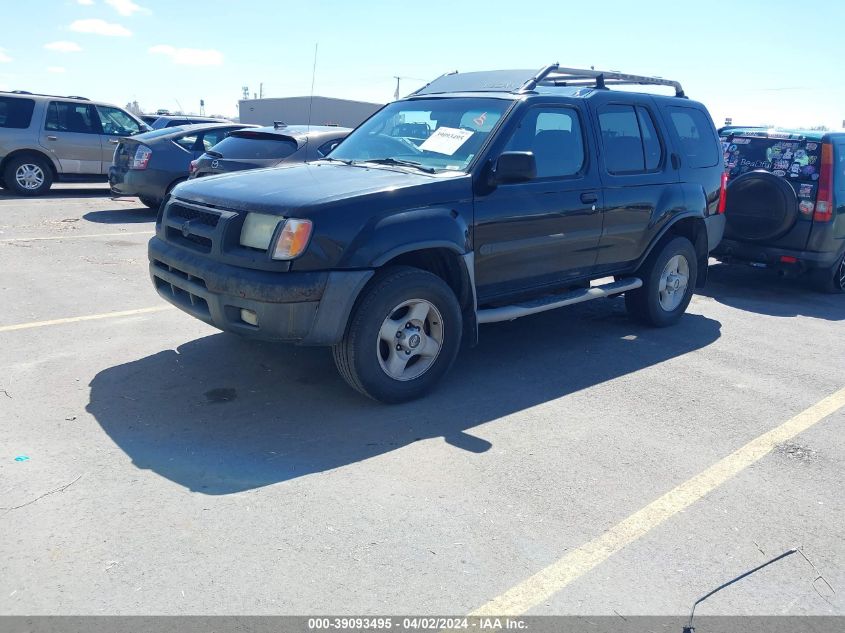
[1,184,843,616]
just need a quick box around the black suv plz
[148,65,726,402]
[715,127,845,292]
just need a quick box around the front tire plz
[333,267,462,403]
[3,155,53,196]
[625,236,698,327]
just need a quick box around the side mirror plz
[493,151,536,183]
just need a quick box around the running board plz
[476,278,642,324]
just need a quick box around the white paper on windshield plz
[419,127,474,155]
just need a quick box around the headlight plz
[271,218,313,260]
[240,213,283,250]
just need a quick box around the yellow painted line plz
[0,231,153,243]
[0,306,173,333]
[472,386,845,616]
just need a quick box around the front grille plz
[169,203,220,227]
[166,227,212,252]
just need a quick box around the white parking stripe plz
[0,230,153,243]
[0,306,173,333]
[470,385,845,616]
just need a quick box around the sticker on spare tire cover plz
[725,135,821,183]
[799,183,815,198]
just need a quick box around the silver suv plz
[0,91,149,196]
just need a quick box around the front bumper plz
[148,237,373,344]
[713,238,841,271]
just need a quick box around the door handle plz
[580,192,598,204]
[46,135,58,141]
[109,138,120,144]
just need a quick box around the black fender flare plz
[633,212,710,287]
[341,206,471,268]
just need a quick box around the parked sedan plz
[109,123,253,208]
[189,124,350,179]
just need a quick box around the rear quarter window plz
[667,106,719,168]
[0,97,35,129]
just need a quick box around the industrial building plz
[237,96,383,128]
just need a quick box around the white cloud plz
[47,66,66,73]
[69,18,132,36]
[105,0,148,16]
[149,45,223,66]
[45,41,83,53]
[77,0,95,5]
[0,48,11,63]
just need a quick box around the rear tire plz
[625,236,698,327]
[811,251,845,294]
[3,154,54,196]
[139,195,160,209]
[332,267,462,403]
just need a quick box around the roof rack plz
[412,64,685,98]
[0,90,90,101]
[521,64,684,97]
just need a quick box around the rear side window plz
[637,107,663,170]
[199,128,231,151]
[667,106,718,168]
[45,101,99,134]
[598,104,663,174]
[0,97,35,128]
[210,134,298,159]
[173,134,199,151]
[317,138,344,157]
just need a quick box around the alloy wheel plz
[15,163,45,191]
[658,254,690,311]
[377,298,444,381]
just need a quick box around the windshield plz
[329,97,511,172]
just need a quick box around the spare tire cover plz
[724,170,798,242]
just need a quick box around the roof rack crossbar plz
[520,64,685,97]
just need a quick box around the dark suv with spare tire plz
[148,65,726,402]
[716,127,845,292]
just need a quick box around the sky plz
[1,0,844,128]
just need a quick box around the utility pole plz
[393,76,425,101]
[241,86,249,101]
[259,83,264,99]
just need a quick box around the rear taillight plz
[813,142,834,222]
[189,160,198,174]
[717,171,728,214]
[130,145,152,170]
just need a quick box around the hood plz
[170,162,464,215]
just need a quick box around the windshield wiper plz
[357,158,436,173]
